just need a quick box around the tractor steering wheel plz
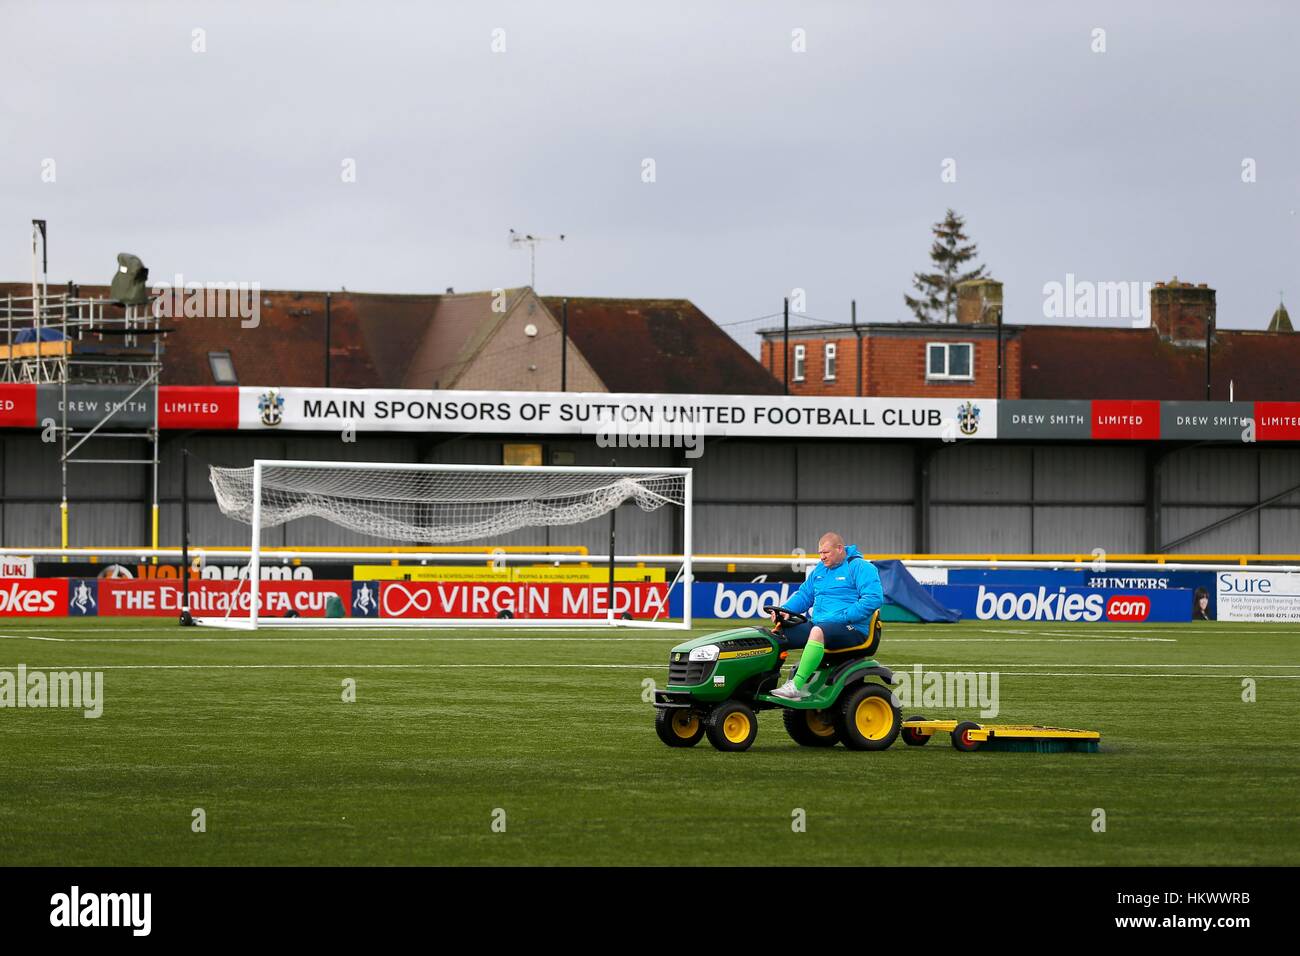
[763,605,808,628]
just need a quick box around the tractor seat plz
[819,609,883,662]
[772,609,883,660]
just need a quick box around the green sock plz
[793,640,824,688]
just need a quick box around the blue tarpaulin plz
[13,327,66,344]
[873,560,960,623]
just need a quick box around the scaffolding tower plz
[1,277,164,554]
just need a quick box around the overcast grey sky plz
[3,0,1297,349]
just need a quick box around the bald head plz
[817,532,846,567]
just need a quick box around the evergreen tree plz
[904,209,988,323]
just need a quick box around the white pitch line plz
[7,633,1180,645]
[891,662,1300,669]
[2,635,674,644]
[2,629,691,634]
[893,637,1177,643]
[7,663,667,670]
[0,634,67,642]
[7,664,1299,679]
[951,672,1300,679]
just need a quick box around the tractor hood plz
[669,627,774,655]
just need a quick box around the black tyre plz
[901,714,932,747]
[834,683,901,751]
[951,720,983,752]
[705,701,759,752]
[782,707,840,747]
[655,707,704,747]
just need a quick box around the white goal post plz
[203,460,693,629]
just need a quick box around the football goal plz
[202,460,693,629]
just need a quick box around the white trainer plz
[771,679,809,700]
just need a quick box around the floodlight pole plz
[852,299,862,397]
[996,307,1004,399]
[1205,310,1213,399]
[783,297,790,395]
[180,447,195,625]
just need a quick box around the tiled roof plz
[542,296,782,395]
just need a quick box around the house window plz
[824,343,837,381]
[208,350,237,385]
[793,344,805,381]
[926,342,974,381]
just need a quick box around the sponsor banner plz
[350,581,380,617]
[1254,402,1300,441]
[97,580,351,616]
[1161,402,1252,441]
[948,569,1085,588]
[0,383,37,427]
[158,386,240,430]
[931,584,1194,622]
[354,564,665,584]
[36,384,153,429]
[1216,571,1300,622]
[946,569,1217,617]
[997,401,1092,439]
[669,582,803,619]
[0,578,67,617]
[4,386,1299,442]
[236,387,997,439]
[68,579,99,616]
[1085,570,1217,618]
[34,561,324,581]
[378,580,669,619]
[1092,400,1161,440]
[0,556,34,578]
[904,567,948,586]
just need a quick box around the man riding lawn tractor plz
[652,532,900,752]
[770,533,883,699]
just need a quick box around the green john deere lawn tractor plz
[652,606,900,752]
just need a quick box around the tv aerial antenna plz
[508,229,565,291]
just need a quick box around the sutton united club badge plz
[957,401,981,436]
[258,388,285,427]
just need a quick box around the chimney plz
[1150,277,1215,346]
[956,279,1003,325]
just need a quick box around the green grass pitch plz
[1,618,1297,866]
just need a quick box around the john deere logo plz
[258,388,285,427]
[673,653,682,662]
[957,401,981,436]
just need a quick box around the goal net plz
[203,460,693,629]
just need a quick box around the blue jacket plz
[783,546,883,626]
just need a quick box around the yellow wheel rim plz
[671,711,700,739]
[855,696,894,740]
[723,711,752,743]
[807,710,836,738]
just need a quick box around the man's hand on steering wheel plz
[764,605,808,628]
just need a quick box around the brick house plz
[760,279,1300,400]
[759,279,1021,398]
